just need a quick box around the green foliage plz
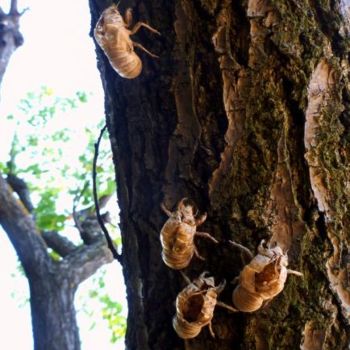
[2,87,116,232]
[35,189,66,231]
[1,87,124,345]
[85,270,127,343]
[48,249,62,262]
[101,296,126,343]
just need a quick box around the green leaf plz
[76,91,88,103]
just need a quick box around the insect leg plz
[208,322,215,338]
[215,280,226,294]
[194,246,205,261]
[199,271,210,279]
[160,202,172,217]
[124,8,133,27]
[287,269,303,277]
[230,276,239,285]
[195,212,207,226]
[196,231,219,244]
[216,301,239,313]
[229,240,254,259]
[180,271,191,285]
[130,21,161,35]
[261,298,273,309]
[133,41,159,58]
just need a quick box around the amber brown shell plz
[232,241,291,312]
[160,219,196,270]
[94,5,142,79]
[173,274,222,339]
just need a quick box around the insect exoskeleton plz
[94,3,160,79]
[173,272,236,339]
[160,198,219,270]
[230,240,303,312]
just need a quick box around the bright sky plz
[0,1,126,349]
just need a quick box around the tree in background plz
[0,0,23,86]
[0,2,125,348]
[89,0,350,349]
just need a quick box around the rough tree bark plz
[0,2,114,349]
[89,0,350,349]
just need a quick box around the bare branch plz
[42,231,77,257]
[72,180,89,241]
[62,237,114,286]
[93,125,122,263]
[6,173,34,213]
[9,0,28,16]
[0,172,50,276]
[9,0,18,15]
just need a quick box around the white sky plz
[0,1,126,349]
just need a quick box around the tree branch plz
[42,231,77,257]
[0,172,50,277]
[93,125,122,263]
[0,1,24,87]
[72,180,90,243]
[6,173,34,213]
[73,182,113,245]
[9,0,18,15]
[62,237,114,287]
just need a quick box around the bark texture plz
[89,0,350,349]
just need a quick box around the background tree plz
[89,0,350,349]
[0,2,125,348]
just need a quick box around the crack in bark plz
[305,58,350,322]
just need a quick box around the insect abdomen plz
[173,275,219,339]
[160,223,195,270]
[232,285,263,312]
[108,50,142,79]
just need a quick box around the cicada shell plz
[232,240,302,312]
[173,272,225,339]
[94,4,159,79]
[160,198,218,270]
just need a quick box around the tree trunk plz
[0,171,114,350]
[0,3,115,350]
[30,275,79,350]
[89,0,350,349]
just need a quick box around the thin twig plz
[72,180,89,238]
[93,125,122,264]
